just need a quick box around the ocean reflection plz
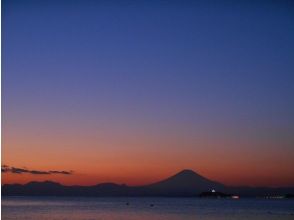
[2,197,294,220]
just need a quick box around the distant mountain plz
[142,169,225,196]
[2,169,294,197]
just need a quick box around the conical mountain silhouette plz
[145,169,224,195]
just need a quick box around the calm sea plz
[2,197,294,220]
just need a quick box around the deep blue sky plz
[3,0,294,186]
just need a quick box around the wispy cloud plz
[1,165,73,175]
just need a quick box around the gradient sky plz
[2,0,294,187]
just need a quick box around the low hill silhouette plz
[2,169,294,197]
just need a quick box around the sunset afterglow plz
[2,0,294,188]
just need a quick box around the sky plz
[2,0,294,187]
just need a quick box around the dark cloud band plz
[1,165,72,175]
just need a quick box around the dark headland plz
[2,169,294,197]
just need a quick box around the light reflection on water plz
[2,197,294,220]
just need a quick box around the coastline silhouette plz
[2,169,294,197]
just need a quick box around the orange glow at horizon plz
[2,165,294,187]
[2,115,294,188]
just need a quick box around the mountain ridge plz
[2,169,294,197]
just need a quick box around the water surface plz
[2,197,294,220]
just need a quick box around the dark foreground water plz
[2,197,294,220]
